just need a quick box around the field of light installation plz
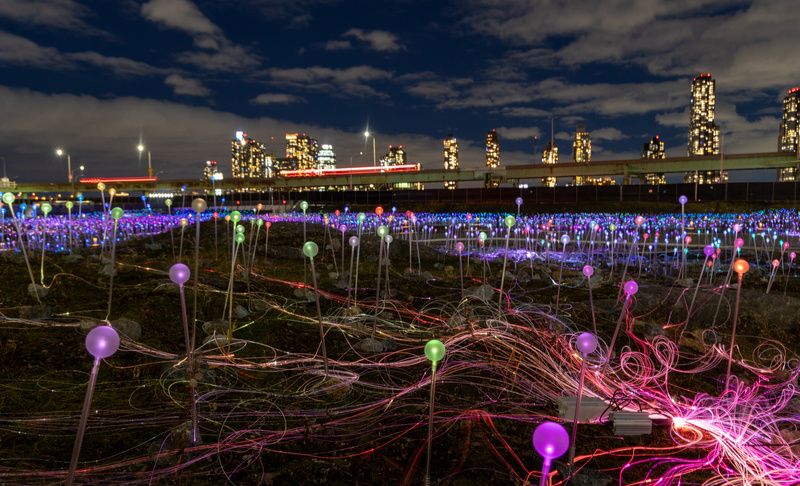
[1,190,800,486]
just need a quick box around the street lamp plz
[137,143,154,177]
[364,129,376,167]
[56,148,73,183]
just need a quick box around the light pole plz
[364,130,376,167]
[56,148,72,183]
[137,143,153,177]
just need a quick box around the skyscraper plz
[485,129,501,188]
[318,144,336,170]
[231,131,269,179]
[381,145,407,166]
[443,135,459,190]
[778,87,800,182]
[285,133,319,171]
[685,73,725,184]
[541,140,558,188]
[641,135,667,185]
[203,160,223,182]
[572,124,591,185]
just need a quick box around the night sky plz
[0,0,797,182]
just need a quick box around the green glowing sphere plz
[2,192,14,205]
[299,200,309,212]
[235,233,245,244]
[256,218,264,227]
[479,231,487,242]
[236,224,245,234]
[610,223,616,231]
[424,339,446,363]
[303,241,319,258]
[164,198,172,207]
[231,211,241,223]
[111,207,124,221]
[377,225,388,238]
[65,201,74,210]
[41,202,52,215]
[357,212,366,223]
[504,215,516,228]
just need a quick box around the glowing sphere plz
[532,422,569,462]
[266,221,272,228]
[256,218,264,227]
[357,212,366,223]
[335,209,340,217]
[504,215,516,228]
[733,223,742,232]
[2,192,14,205]
[560,234,570,246]
[634,215,644,226]
[97,182,106,191]
[609,223,616,231]
[224,215,231,222]
[424,339,446,363]
[515,197,523,207]
[299,200,309,213]
[377,225,388,238]
[582,265,593,278]
[165,198,172,207]
[791,252,796,261]
[479,231,488,242]
[65,201,74,210]
[678,195,688,205]
[349,236,359,248]
[41,202,52,215]
[375,206,384,217]
[111,207,123,221]
[455,242,464,253]
[192,198,207,213]
[256,203,263,211]
[385,234,393,245]
[339,224,346,233]
[576,332,598,356]
[108,188,117,197]
[703,245,714,257]
[85,325,120,360]
[236,224,245,234]
[235,233,245,244]
[685,236,692,244]
[733,259,749,275]
[623,280,638,296]
[783,242,790,250]
[180,218,188,227]
[735,238,744,249]
[772,259,779,268]
[303,241,319,258]
[169,263,190,286]
[230,211,241,223]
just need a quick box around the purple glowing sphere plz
[576,332,598,356]
[515,197,523,207]
[703,245,715,257]
[532,421,569,462]
[339,224,347,233]
[623,280,639,296]
[169,263,190,286]
[455,242,465,253]
[678,195,688,205]
[348,236,359,248]
[582,265,594,278]
[85,325,120,359]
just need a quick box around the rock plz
[356,338,384,353]
[234,304,249,319]
[203,334,230,347]
[112,318,142,341]
[99,262,117,277]
[293,288,315,302]
[328,271,339,280]
[641,321,665,341]
[63,254,84,263]
[202,319,230,335]
[19,305,51,319]
[344,305,361,316]
[27,283,48,300]
[466,284,495,301]
[145,242,163,251]
[676,278,693,288]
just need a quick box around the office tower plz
[285,133,319,171]
[778,87,800,182]
[203,160,223,182]
[231,130,268,179]
[572,123,591,185]
[381,145,407,166]
[641,135,667,185]
[318,144,337,170]
[485,129,501,188]
[541,140,558,188]
[685,73,726,183]
[443,134,459,190]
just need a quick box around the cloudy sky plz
[0,0,797,182]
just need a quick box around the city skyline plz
[0,1,798,183]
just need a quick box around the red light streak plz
[281,164,420,178]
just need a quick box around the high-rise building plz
[285,133,319,171]
[381,145,407,166]
[641,135,667,185]
[541,140,558,187]
[231,131,269,179]
[485,129,501,188]
[443,134,459,190]
[318,144,336,170]
[685,73,726,184]
[778,87,800,182]
[572,124,591,185]
[203,160,224,182]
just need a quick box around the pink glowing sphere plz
[634,215,644,226]
[735,238,744,249]
[623,280,638,296]
[169,263,190,286]
[576,332,598,356]
[791,252,797,261]
[582,265,594,278]
[685,236,692,244]
[784,242,790,250]
[733,224,742,233]
[85,325,120,359]
[772,259,779,268]
[266,221,272,228]
[532,422,569,462]
[455,242,465,253]
[335,209,340,217]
